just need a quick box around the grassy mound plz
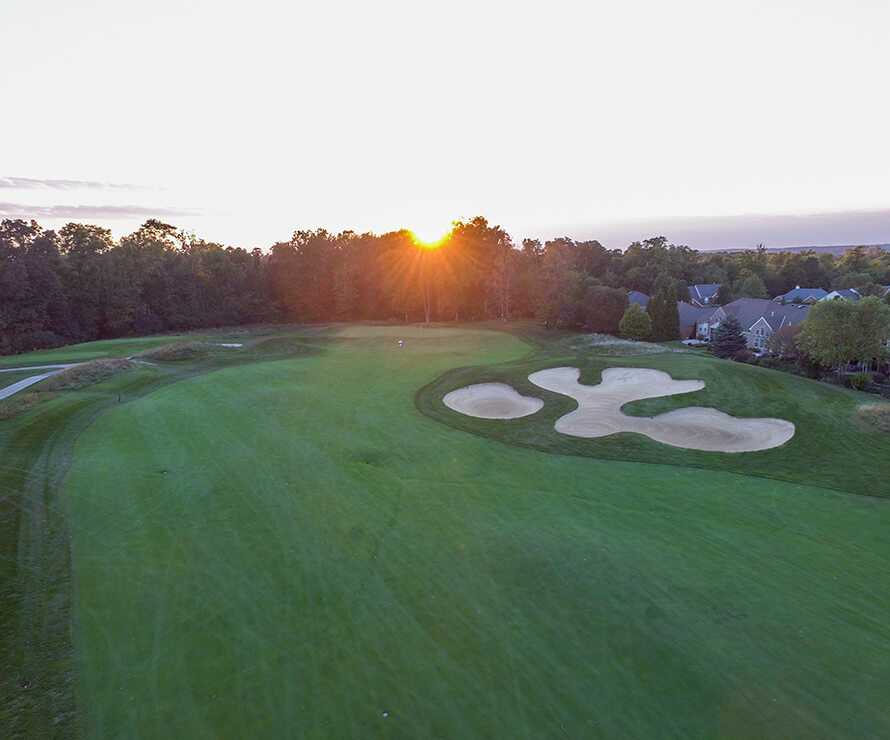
[134,340,211,361]
[38,359,134,391]
[562,332,671,356]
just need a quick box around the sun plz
[410,226,449,249]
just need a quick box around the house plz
[678,301,715,339]
[821,288,861,302]
[695,298,809,350]
[773,285,828,304]
[628,291,715,340]
[688,284,721,307]
[627,290,649,308]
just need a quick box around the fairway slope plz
[4,325,890,738]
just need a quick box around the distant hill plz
[712,244,890,256]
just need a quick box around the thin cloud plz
[0,176,146,191]
[547,209,890,251]
[0,202,199,220]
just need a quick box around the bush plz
[757,355,782,370]
[847,372,873,392]
[733,348,756,363]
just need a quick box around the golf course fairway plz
[3,324,889,737]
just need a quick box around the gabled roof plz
[677,301,715,326]
[720,297,809,332]
[690,284,721,302]
[774,286,828,303]
[628,290,649,308]
[822,289,861,302]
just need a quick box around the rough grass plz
[854,403,890,434]
[133,340,211,361]
[38,359,134,391]
[562,332,672,356]
[0,391,59,421]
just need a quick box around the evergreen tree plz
[710,314,747,358]
[619,302,652,340]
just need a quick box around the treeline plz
[2,216,890,354]
[0,219,273,354]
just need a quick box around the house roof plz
[690,283,721,302]
[627,290,649,308]
[720,297,809,332]
[822,289,861,302]
[775,286,828,302]
[678,301,714,326]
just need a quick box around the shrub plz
[733,348,756,364]
[847,372,873,392]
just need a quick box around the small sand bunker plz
[443,383,544,419]
[527,367,794,453]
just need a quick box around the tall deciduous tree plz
[796,299,857,382]
[583,286,629,333]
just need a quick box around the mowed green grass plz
[56,325,890,738]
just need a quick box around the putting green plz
[6,324,890,738]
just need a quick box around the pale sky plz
[2,0,889,250]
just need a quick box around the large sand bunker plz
[527,367,795,453]
[443,383,544,419]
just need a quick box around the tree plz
[619,302,652,340]
[710,314,747,358]
[739,275,768,298]
[849,296,890,372]
[796,299,857,382]
[583,286,628,333]
[715,283,734,305]
[646,275,680,341]
[795,299,890,381]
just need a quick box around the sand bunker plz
[443,383,544,419]
[527,367,794,453]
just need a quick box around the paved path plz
[0,364,78,401]
[0,364,78,373]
